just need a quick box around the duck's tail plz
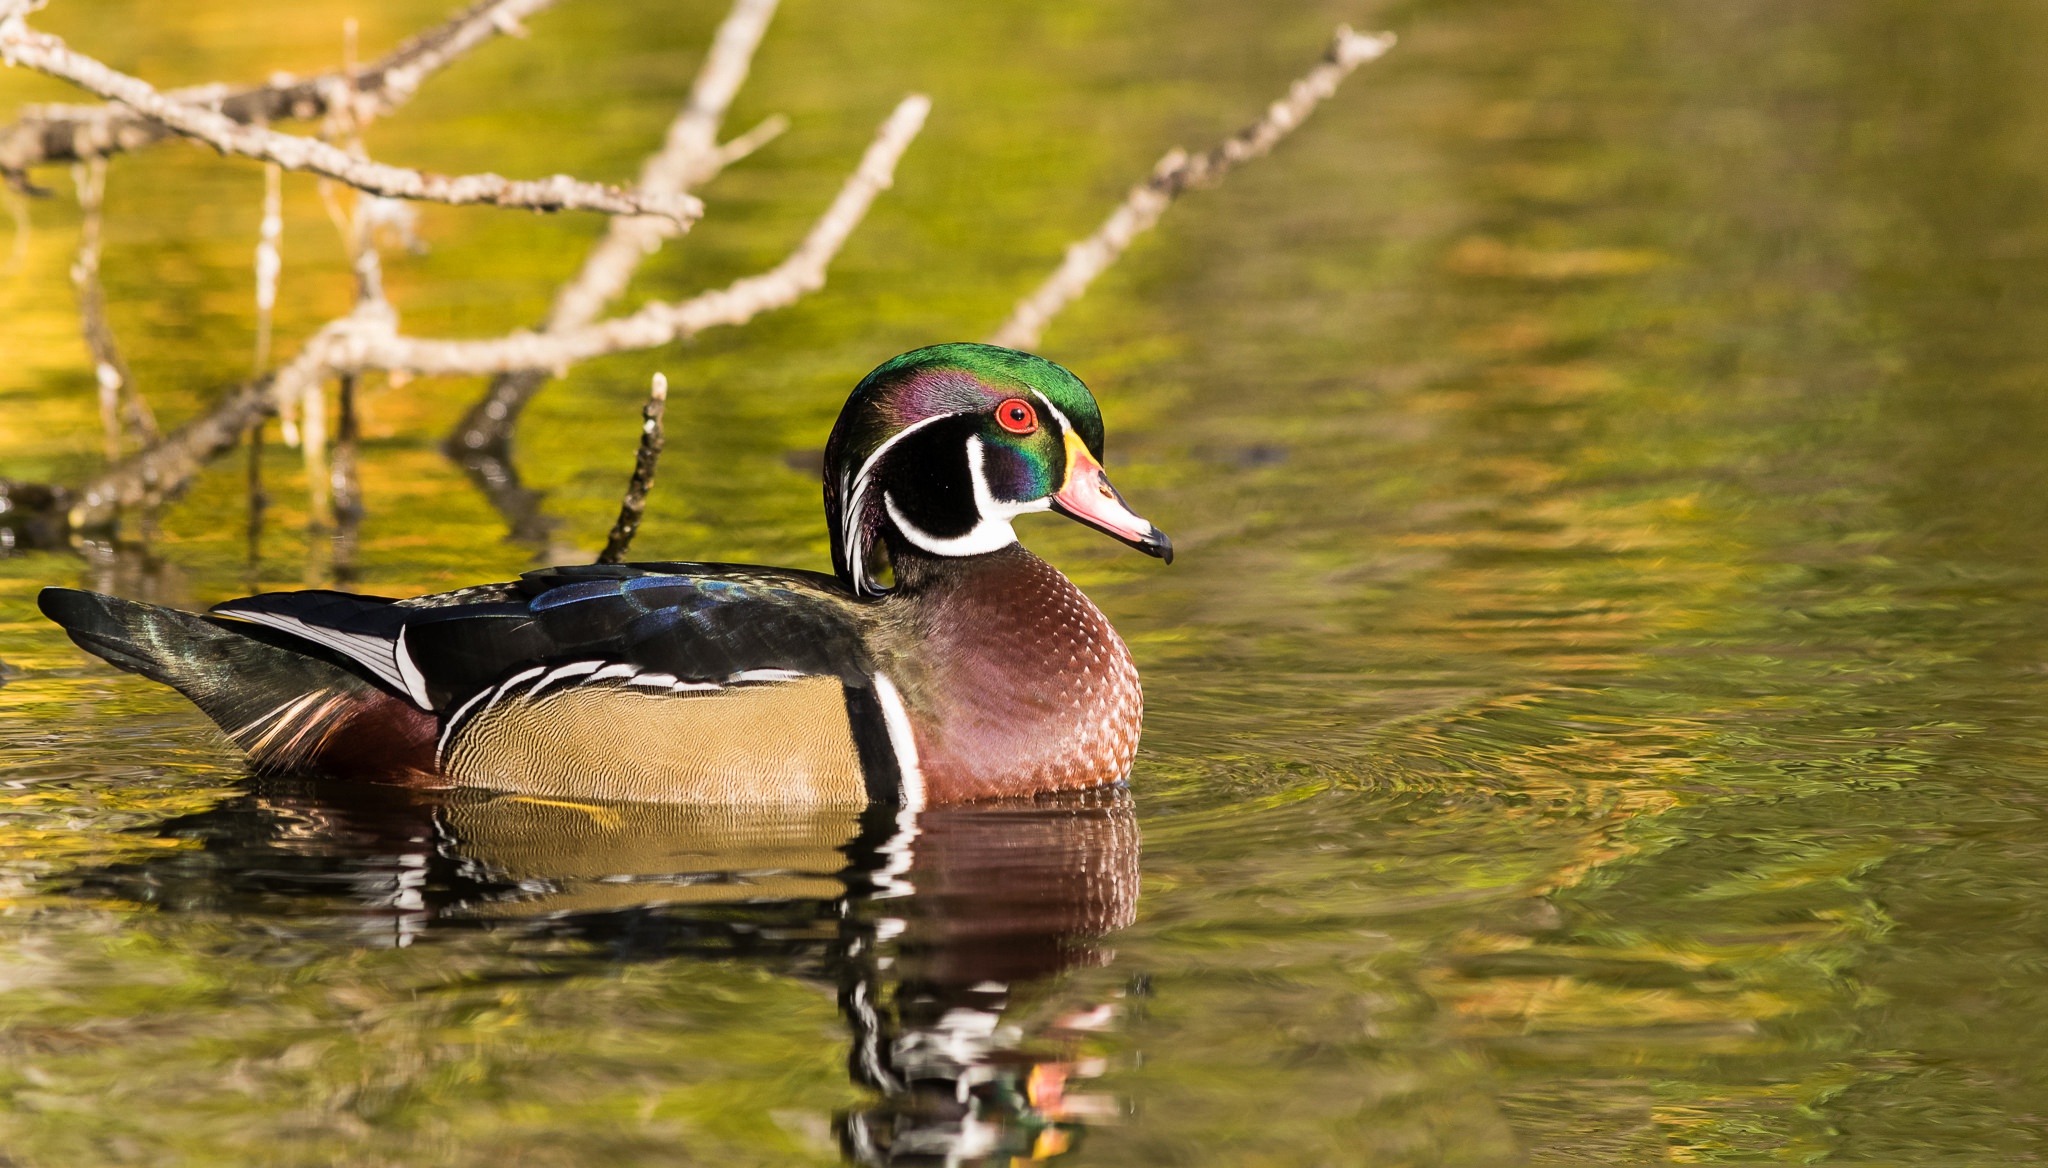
[37,587,436,776]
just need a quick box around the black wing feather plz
[214,563,874,716]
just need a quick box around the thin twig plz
[598,372,667,565]
[987,26,1395,351]
[329,374,362,585]
[301,378,330,527]
[0,0,558,180]
[0,9,702,223]
[449,0,783,458]
[709,114,788,173]
[71,158,120,461]
[245,415,266,582]
[331,373,362,522]
[252,161,282,372]
[63,95,928,531]
[68,157,155,457]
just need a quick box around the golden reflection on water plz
[6,0,2048,1162]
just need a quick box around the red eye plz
[996,397,1038,435]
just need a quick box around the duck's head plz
[825,343,1171,597]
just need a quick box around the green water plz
[5,0,2048,1162]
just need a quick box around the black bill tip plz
[1140,526,1173,564]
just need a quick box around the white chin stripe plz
[885,492,1018,557]
[883,434,1050,558]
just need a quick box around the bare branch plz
[548,0,780,327]
[450,0,783,457]
[69,375,274,530]
[64,95,929,531]
[987,26,1395,351]
[0,10,701,222]
[0,0,558,178]
[598,372,667,565]
[339,93,927,377]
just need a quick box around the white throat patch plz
[884,434,1050,558]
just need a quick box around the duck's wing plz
[211,563,875,708]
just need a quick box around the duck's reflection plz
[70,780,1139,1165]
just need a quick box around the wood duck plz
[39,344,1172,808]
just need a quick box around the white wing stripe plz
[213,608,408,696]
[438,665,544,763]
[494,666,547,698]
[437,685,496,762]
[528,659,604,698]
[393,624,432,708]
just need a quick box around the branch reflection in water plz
[61,781,1139,1165]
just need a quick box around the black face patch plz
[881,415,983,540]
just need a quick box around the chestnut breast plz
[889,548,1143,802]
